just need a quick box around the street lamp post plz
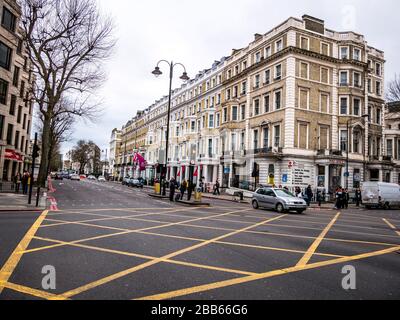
[152,60,189,195]
[346,114,369,189]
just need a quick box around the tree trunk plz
[38,115,51,187]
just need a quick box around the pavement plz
[0,191,47,212]
[0,179,400,300]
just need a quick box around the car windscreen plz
[275,189,295,198]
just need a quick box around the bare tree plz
[387,74,400,103]
[21,0,115,186]
[71,140,100,174]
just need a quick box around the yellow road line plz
[1,282,69,300]
[56,214,286,299]
[21,208,253,254]
[296,212,341,267]
[135,244,400,300]
[383,219,400,236]
[0,210,49,295]
[31,236,256,277]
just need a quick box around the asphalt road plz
[1,179,399,300]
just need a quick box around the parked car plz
[122,176,131,186]
[128,178,143,188]
[252,187,307,214]
[54,172,63,180]
[87,175,96,180]
[98,176,106,182]
[70,174,81,181]
[361,182,400,209]
[79,174,87,180]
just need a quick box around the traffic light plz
[32,144,40,158]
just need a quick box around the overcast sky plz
[59,0,400,158]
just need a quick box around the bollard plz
[36,187,41,207]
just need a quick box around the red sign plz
[5,149,23,162]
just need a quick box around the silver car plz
[252,188,307,214]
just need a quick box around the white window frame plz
[353,47,361,61]
[297,122,309,149]
[299,61,309,79]
[319,92,330,113]
[320,67,330,84]
[264,68,271,84]
[273,125,281,147]
[318,125,330,150]
[254,74,260,88]
[353,98,361,116]
[208,114,214,128]
[274,89,282,110]
[320,42,330,56]
[231,105,238,121]
[298,87,310,110]
[265,45,271,58]
[253,98,261,116]
[340,46,349,59]
[255,51,261,63]
[339,96,349,115]
[300,36,310,50]
[264,93,270,113]
[339,70,349,86]
[275,64,282,80]
[275,38,283,52]
[353,71,362,88]
[376,80,381,96]
[376,62,382,76]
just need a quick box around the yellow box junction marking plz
[383,218,400,236]
[296,212,341,267]
[136,244,400,300]
[0,210,49,295]
[55,214,287,299]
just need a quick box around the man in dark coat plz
[305,185,313,206]
[169,177,177,201]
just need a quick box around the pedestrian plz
[334,187,344,209]
[317,190,322,207]
[14,172,21,193]
[213,179,220,195]
[21,171,29,195]
[180,179,187,199]
[199,176,204,193]
[344,188,349,209]
[355,188,361,207]
[169,177,177,201]
[305,185,313,206]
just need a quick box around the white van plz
[361,182,400,209]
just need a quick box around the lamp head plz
[152,66,162,77]
[180,72,189,81]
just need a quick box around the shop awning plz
[5,149,23,162]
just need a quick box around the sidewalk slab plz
[0,192,47,212]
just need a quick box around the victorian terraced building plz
[111,15,394,195]
[0,0,34,181]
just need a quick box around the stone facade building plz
[0,0,34,181]
[112,15,393,194]
[384,101,400,184]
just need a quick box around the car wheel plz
[276,203,284,213]
[252,200,259,209]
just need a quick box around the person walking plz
[344,188,349,209]
[180,179,187,200]
[305,185,313,206]
[14,172,21,193]
[317,190,322,207]
[169,177,177,202]
[213,179,220,195]
[21,171,28,195]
